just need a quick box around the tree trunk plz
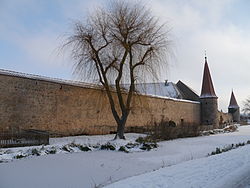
[114,114,128,139]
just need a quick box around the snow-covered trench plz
[105,142,250,188]
[0,126,250,188]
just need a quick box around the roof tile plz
[200,57,217,98]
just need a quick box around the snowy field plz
[105,141,250,188]
[0,133,146,162]
[1,126,250,188]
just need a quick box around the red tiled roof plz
[200,57,217,98]
[229,91,239,108]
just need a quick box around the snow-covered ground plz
[105,142,250,188]
[1,126,250,188]
[0,133,145,162]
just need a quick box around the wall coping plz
[140,94,200,104]
[0,68,102,89]
[0,68,200,105]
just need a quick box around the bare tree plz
[243,97,250,115]
[64,1,170,139]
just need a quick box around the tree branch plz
[132,47,153,70]
[115,50,128,114]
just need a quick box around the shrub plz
[223,125,238,132]
[135,136,158,151]
[221,145,233,152]
[31,148,40,156]
[135,137,145,144]
[62,145,71,152]
[215,147,222,154]
[140,142,158,151]
[210,141,249,156]
[149,120,200,141]
[78,145,91,152]
[136,136,157,143]
[235,142,242,147]
[125,142,139,149]
[92,144,100,149]
[46,147,57,154]
[15,154,26,159]
[211,151,216,155]
[69,142,78,148]
[118,146,129,153]
[100,143,116,151]
[240,142,245,146]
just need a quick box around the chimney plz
[165,80,168,86]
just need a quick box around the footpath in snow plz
[0,126,250,188]
[105,141,250,188]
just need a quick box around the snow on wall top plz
[0,69,102,89]
[0,69,200,104]
[121,82,182,99]
[140,93,200,104]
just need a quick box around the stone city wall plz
[218,111,233,126]
[0,73,201,136]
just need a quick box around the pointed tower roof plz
[200,56,217,98]
[228,90,239,108]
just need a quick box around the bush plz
[221,145,233,152]
[62,145,71,152]
[92,144,100,149]
[125,142,139,149]
[46,147,57,154]
[223,125,238,132]
[15,154,26,159]
[136,136,157,143]
[240,142,245,146]
[135,137,145,144]
[140,142,158,151]
[100,143,116,151]
[118,146,129,153]
[209,141,249,156]
[69,142,78,148]
[215,148,222,154]
[149,120,200,141]
[135,136,158,151]
[235,143,245,147]
[210,151,216,155]
[78,145,91,152]
[31,148,40,156]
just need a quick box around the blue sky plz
[1,0,250,111]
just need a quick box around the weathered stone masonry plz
[0,73,201,136]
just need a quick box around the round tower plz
[200,56,218,126]
[228,90,240,123]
